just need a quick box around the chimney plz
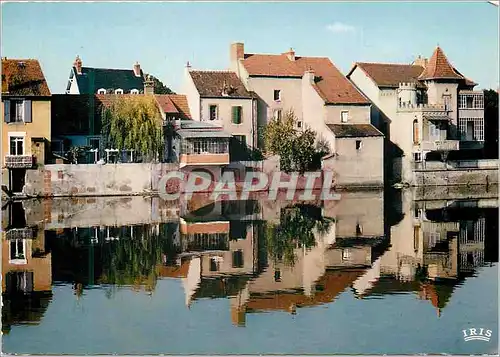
[74,55,82,75]
[133,61,141,77]
[286,48,295,61]
[144,74,154,95]
[304,69,315,85]
[413,55,428,68]
[230,42,244,64]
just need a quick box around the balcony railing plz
[420,140,459,151]
[5,155,34,168]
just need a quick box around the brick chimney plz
[285,48,295,61]
[133,61,141,77]
[413,55,428,68]
[144,74,154,95]
[74,55,82,75]
[230,42,244,64]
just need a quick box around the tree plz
[146,74,175,95]
[101,96,164,162]
[483,89,498,159]
[263,109,328,173]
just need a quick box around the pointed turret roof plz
[418,46,464,81]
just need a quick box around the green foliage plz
[265,204,333,266]
[98,225,163,293]
[483,89,499,158]
[146,74,175,95]
[101,96,164,162]
[65,145,91,164]
[263,109,329,173]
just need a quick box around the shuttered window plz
[3,99,31,123]
[232,106,242,124]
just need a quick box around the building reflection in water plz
[1,189,498,331]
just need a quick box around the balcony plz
[179,153,229,167]
[5,155,34,168]
[420,140,459,151]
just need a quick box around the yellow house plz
[1,58,51,193]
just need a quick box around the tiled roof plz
[327,124,384,138]
[74,67,144,94]
[189,70,253,98]
[350,62,426,89]
[418,47,464,81]
[155,94,192,119]
[2,59,51,96]
[241,53,369,105]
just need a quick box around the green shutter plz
[232,106,242,124]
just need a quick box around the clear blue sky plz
[2,1,498,94]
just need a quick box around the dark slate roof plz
[51,94,100,136]
[2,59,51,96]
[74,67,144,94]
[327,124,384,138]
[189,70,253,98]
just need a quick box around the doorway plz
[11,169,26,193]
[466,121,475,141]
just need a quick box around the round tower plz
[398,82,417,107]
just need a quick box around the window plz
[274,269,281,282]
[9,136,24,156]
[414,152,422,162]
[413,119,419,144]
[210,257,219,272]
[356,223,363,235]
[209,105,218,121]
[297,121,302,128]
[273,90,281,101]
[232,250,244,268]
[130,89,139,94]
[10,239,26,264]
[10,100,24,122]
[97,88,106,94]
[342,249,351,261]
[443,94,451,111]
[273,109,282,120]
[459,118,484,141]
[355,140,362,150]
[232,106,242,124]
[341,111,349,123]
[115,89,124,95]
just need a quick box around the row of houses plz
[1,42,485,190]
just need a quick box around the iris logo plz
[462,328,493,342]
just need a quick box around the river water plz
[2,189,498,355]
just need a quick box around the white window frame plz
[273,109,282,120]
[130,89,139,94]
[414,152,422,162]
[10,99,25,123]
[9,239,27,265]
[8,132,26,156]
[341,111,349,123]
[209,105,218,121]
[355,140,362,150]
[273,89,281,102]
[342,249,351,261]
[115,88,124,95]
[97,88,106,94]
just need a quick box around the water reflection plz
[1,188,498,344]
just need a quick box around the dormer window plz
[97,88,106,94]
[115,89,124,95]
[130,89,139,95]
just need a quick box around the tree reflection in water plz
[265,204,333,266]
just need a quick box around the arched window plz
[97,88,106,94]
[413,119,419,144]
[130,89,139,94]
[115,88,124,95]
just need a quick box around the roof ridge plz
[245,52,330,60]
[81,66,138,72]
[356,61,422,67]
[189,69,236,73]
